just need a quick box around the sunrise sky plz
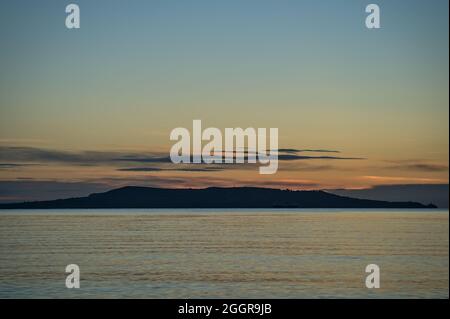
[0,0,448,202]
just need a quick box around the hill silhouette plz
[0,186,437,209]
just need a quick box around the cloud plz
[361,175,447,183]
[117,167,165,172]
[114,155,173,163]
[278,154,364,161]
[0,146,125,164]
[387,163,448,172]
[118,153,364,164]
[0,138,50,146]
[117,166,224,172]
[276,149,340,154]
[0,146,363,169]
[282,163,336,171]
[0,163,37,169]
[0,146,365,180]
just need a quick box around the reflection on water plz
[0,209,448,298]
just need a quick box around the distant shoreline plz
[0,186,437,209]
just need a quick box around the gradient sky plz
[0,0,448,202]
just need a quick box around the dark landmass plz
[0,186,437,209]
[328,184,449,208]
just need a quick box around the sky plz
[0,0,448,203]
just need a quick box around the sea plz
[0,209,448,298]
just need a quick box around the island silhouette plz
[0,186,437,209]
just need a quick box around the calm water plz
[0,209,448,298]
